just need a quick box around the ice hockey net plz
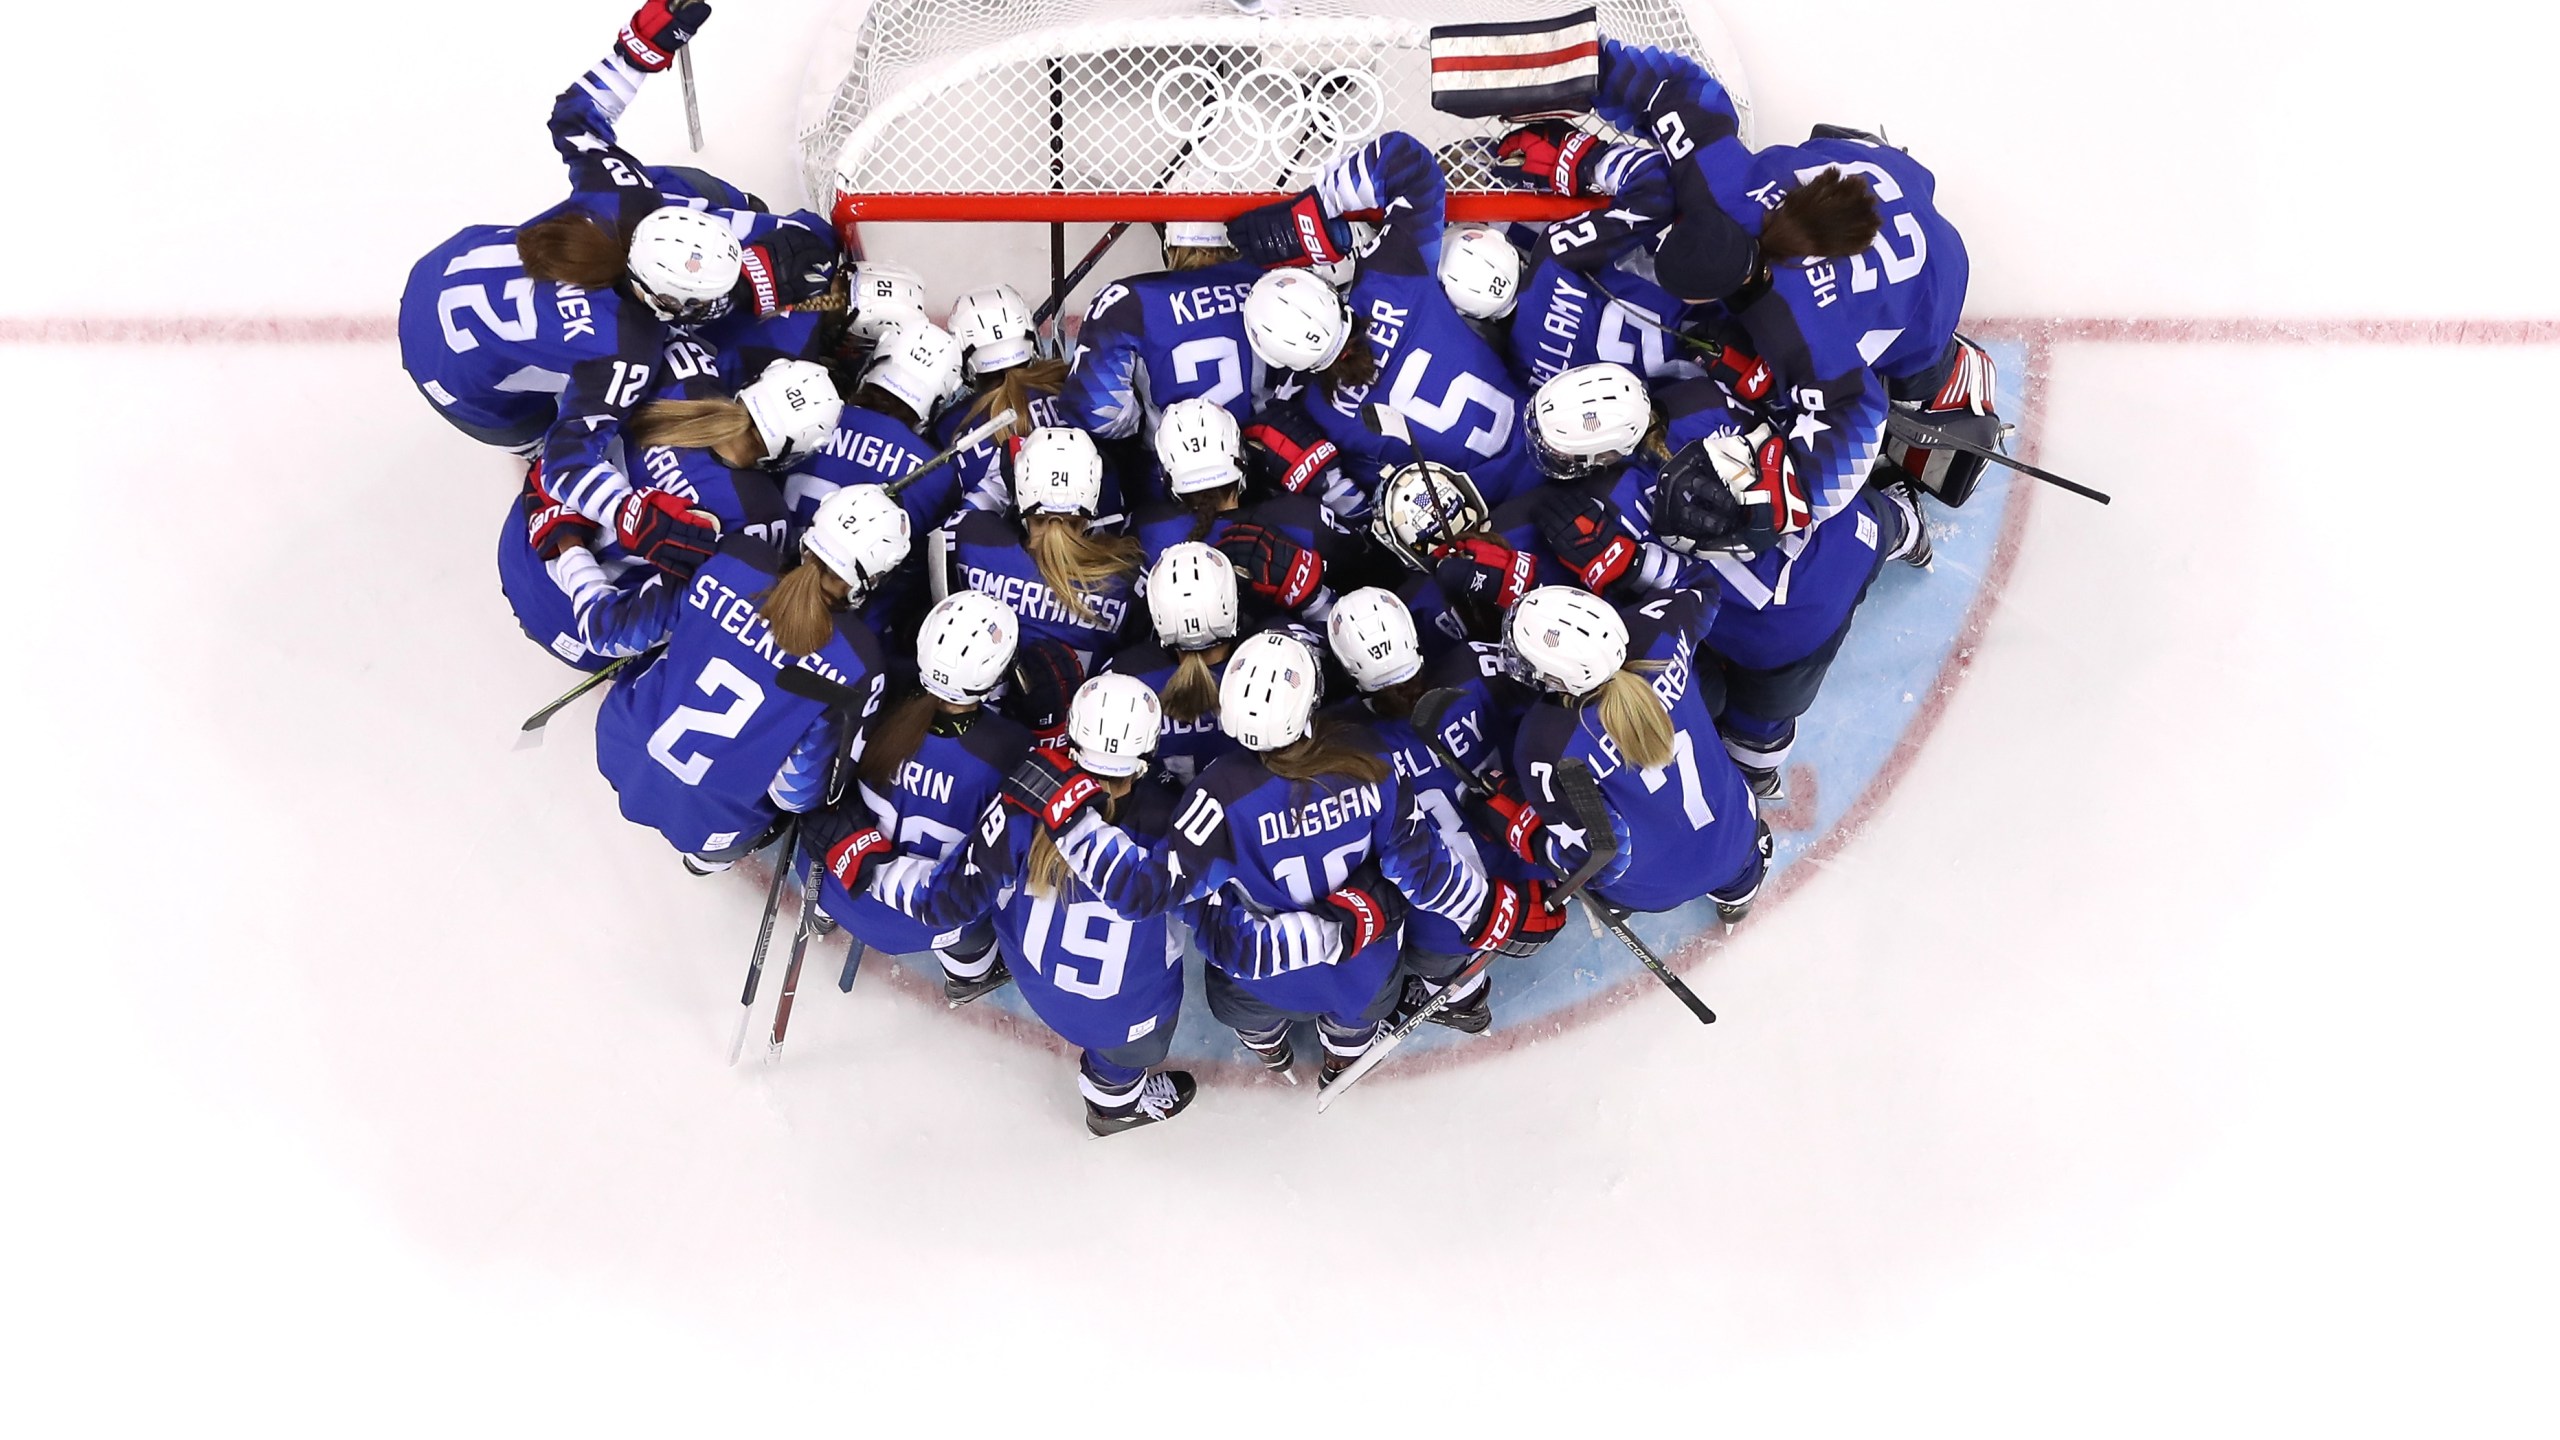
[794,0,1754,231]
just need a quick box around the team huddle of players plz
[400,2,1999,1135]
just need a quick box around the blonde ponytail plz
[755,557,849,657]
[1593,670,1674,771]
[1261,721,1388,786]
[1025,514,1140,622]
[630,397,765,468]
[1162,648,1222,724]
[962,356,1070,441]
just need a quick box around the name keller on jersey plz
[683,571,853,687]
[1255,781,1384,846]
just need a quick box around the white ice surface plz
[5,1,2558,1434]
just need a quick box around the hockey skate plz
[682,853,734,877]
[1238,1030,1299,1083]
[1736,762,1783,801]
[1084,1070,1197,1137]
[1396,974,1491,1035]
[942,956,1014,1006]
[1883,480,1934,569]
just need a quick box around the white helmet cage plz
[1012,426,1105,516]
[914,590,1020,705]
[1145,542,1241,651]
[845,262,929,343]
[739,358,844,469]
[1502,585,1630,698]
[1218,631,1325,752]
[1242,268,1351,373]
[1530,362,1653,481]
[948,283,1038,378]
[1369,461,1492,572]
[1068,672,1163,778]
[1439,224,1523,320]
[626,206,743,325]
[804,483,914,597]
[859,318,963,421]
[1327,586,1425,692]
[1153,398,1244,496]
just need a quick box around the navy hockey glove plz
[1229,189,1354,271]
[1007,637,1084,752]
[1464,879,1567,955]
[1465,788,1546,866]
[1652,438,1763,555]
[1002,749,1108,834]
[617,0,711,72]
[1321,863,1406,957]
[1243,405,1342,497]
[821,820,893,895]
[613,488,723,578]
[734,225,840,319]
[1432,535,1536,611]
[1215,521,1325,610]
[1494,121,1610,197]
[1531,490,1641,594]
[523,464,599,559]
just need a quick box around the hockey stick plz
[728,818,801,1064]
[885,407,1018,499]
[516,651,642,739]
[678,46,704,153]
[766,743,849,1061]
[1033,224,1135,335]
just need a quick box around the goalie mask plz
[1068,673,1161,778]
[1218,631,1324,752]
[1501,585,1628,698]
[739,359,843,469]
[626,206,742,325]
[1369,461,1491,572]
[1529,363,1651,481]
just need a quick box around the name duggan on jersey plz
[1256,781,1384,846]
[686,570,855,687]
[958,564,1131,632]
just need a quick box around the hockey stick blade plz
[776,665,871,709]
[1883,412,2111,505]
[1589,893,1716,1025]
[517,652,637,737]
[884,407,1017,499]
[1315,950,1496,1113]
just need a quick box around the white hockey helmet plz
[1439,224,1523,321]
[1369,461,1491,571]
[1012,426,1105,516]
[1068,672,1162,778]
[859,318,964,421]
[948,283,1038,377]
[626,206,743,325]
[739,359,844,468]
[1530,362,1652,481]
[1219,630,1324,752]
[1327,586,1424,692]
[845,262,929,343]
[803,483,913,596]
[1309,219,1377,289]
[1503,585,1628,698]
[1153,397,1244,496]
[1243,268,1351,373]
[1146,542,1241,651]
[914,590,1019,705]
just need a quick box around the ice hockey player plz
[858,675,1199,1135]
[1134,399,1347,572]
[805,590,1031,1004]
[564,483,904,871]
[936,283,1095,514]
[932,427,1140,667]
[1059,221,1267,451]
[1098,544,1247,785]
[1482,584,1771,923]
[1007,631,1563,1086]
[794,319,966,532]
[1228,131,1541,507]
[1647,394,1930,797]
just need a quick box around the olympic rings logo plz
[1147,64,1388,178]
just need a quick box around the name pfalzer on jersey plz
[1254,782,1384,846]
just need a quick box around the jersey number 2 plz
[646,657,766,785]
[437,280,538,354]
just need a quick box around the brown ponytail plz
[1316,316,1379,400]
[630,397,766,468]
[1592,670,1675,771]
[755,557,850,657]
[1364,675,1428,722]
[515,212,626,289]
[1025,514,1140,622]
[1759,167,1882,264]
[1184,483,1241,541]
[1165,244,1242,272]
[962,356,1069,442]
[853,383,922,430]
[854,691,940,792]
[1261,720,1389,786]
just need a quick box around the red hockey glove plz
[1464,879,1569,954]
[1530,490,1640,594]
[1230,189,1354,270]
[613,487,722,578]
[1705,425,1811,540]
[523,463,599,559]
[1215,521,1325,609]
[1465,788,1547,866]
[1001,749,1108,834]
[617,0,711,72]
[1322,881,1397,957]
[822,822,893,894]
[1706,343,1773,404]
[734,225,840,318]
[1431,535,1536,610]
[1243,405,1341,496]
[1494,120,1609,197]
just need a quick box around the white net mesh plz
[795,0,1753,214]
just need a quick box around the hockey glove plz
[523,464,599,559]
[1465,879,1568,955]
[1431,535,1536,611]
[613,488,723,578]
[1465,788,1547,866]
[1321,869,1404,958]
[1229,189,1354,271]
[617,0,711,72]
[1705,342,1774,404]
[734,225,841,319]
[1001,749,1108,834]
[1706,423,1811,542]
[1493,121,1611,197]
[1007,637,1084,752]
[1652,438,1759,555]
[1215,521,1325,610]
[821,821,894,895]
[1242,403,1342,497]
[1530,490,1641,594]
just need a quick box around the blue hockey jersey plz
[818,710,1030,957]
[1059,260,1268,443]
[790,404,941,533]
[1096,641,1241,786]
[934,509,1137,668]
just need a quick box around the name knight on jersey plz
[959,565,1131,632]
[684,571,852,686]
[1255,782,1384,845]
[817,426,920,477]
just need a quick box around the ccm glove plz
[613,488,723,578]
[1008,637,1084,752]
[734,225,841,319]
[1494,120,1611,197]
[1431,535,1536,610]
[1229,189,1354,270]
[1243,404,1342,497]
[1531,490,1641,594]
[1215,521,1325,609]
[1001,749,1108,834]
[617,0,711,72]
[1465,878,1569,955]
